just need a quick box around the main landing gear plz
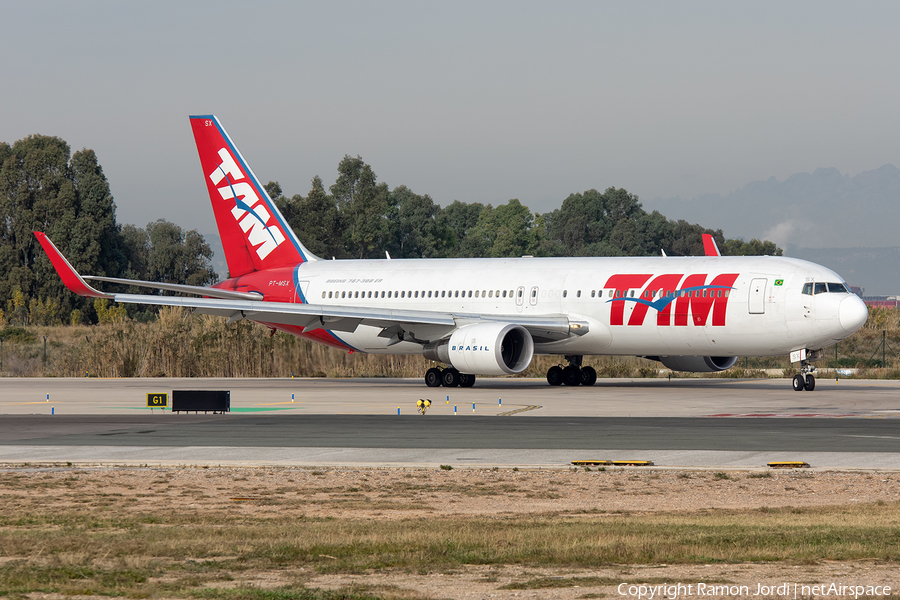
[547,355,597,387]
[791,362,816,392]
[425,367,476,388]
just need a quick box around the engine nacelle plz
[655,355,738,373]
[423,323,534,375]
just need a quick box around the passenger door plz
[749,278,766,314]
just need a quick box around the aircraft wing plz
[35,232,582,343]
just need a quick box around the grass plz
[1,467,900,598]
[2,504,900,597]
[6,306,900,378]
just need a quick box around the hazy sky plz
[3,1,899,236]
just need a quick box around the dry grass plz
[2,306,900,378]
[1,467,899,598]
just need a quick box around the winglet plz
[33,232,113,298]
[701,234,721,257]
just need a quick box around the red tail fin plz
[189,115,317,277]
[702,233,721,257]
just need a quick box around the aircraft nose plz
[839,295,868,332]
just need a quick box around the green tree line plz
[1,134,779,327]
[272,154,780,261]
[0,135,216,326]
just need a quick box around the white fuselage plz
[280,254,866,358]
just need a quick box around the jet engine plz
[655,355,738,373]
[424,323,534,375]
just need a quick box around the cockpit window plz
[804,282,850,295]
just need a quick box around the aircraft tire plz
[442,368,461,388]
[792,374,805,391]
[425,368,442,387]
[459,374,476,388]
[581,366,597,386]
[547,366,564,386]
[804,374,816,391]
[563,366,582,386]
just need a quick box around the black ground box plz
[172,390,230,413]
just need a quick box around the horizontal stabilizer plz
[83,276,263,301]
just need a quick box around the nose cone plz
[839,295,868,332]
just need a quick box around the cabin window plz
[354,291,358,298]
[608,290,614,298]
[702,290,707,298]
[488,290,493,298]
[563,290,568,298]
[388,291,392,298]
[629,290,634,298]
[724,290,730,297]
[576,290,581,298]
[321,291,325,298]
[716,290,721,298]
[474,290,479,298]
[328,291,332,299]
[341,291,346,298]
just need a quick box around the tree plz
[276,177,346,259]
[462,199,544,258]
[330,156,393,259]
[722,238,782,256]
[144,220,217,286]
[0,135,122,322]
[389,186,453,258]
[442,200,483,257]
[544,188,645,256]
[117,220,217,287]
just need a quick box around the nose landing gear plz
[547,355,597,386]
[791,364,816,391]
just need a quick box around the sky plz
[3,1,899,237]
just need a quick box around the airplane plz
[35,115,869,392]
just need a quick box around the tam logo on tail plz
[190,115,311,277]
[208,147,285,259]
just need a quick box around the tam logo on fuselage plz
[208,148,285,259]
[605,273,739,327]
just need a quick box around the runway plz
[1,377,899,469]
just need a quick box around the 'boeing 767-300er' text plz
[35,115,869,391]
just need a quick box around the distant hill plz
[785,246,900,297]
[647,164,900,249]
